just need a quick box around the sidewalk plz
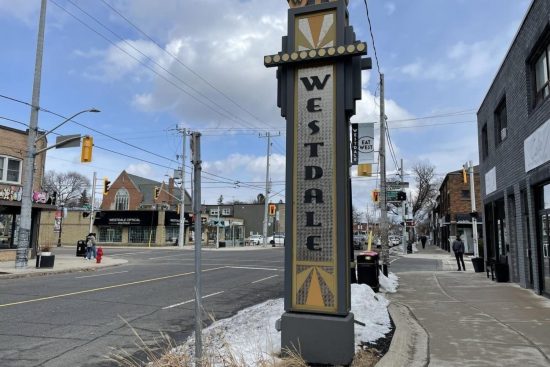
[380,245,550,367]
[401,243,474,271]
[0,254,127,279]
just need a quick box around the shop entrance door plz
[539,211,550,295]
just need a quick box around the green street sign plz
[386,191,399,201]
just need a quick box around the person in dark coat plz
[420,235,427,249]
[452,235,466,271]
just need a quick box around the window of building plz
[481,123,489,159]
[0,156,22,184]
[115,189,129,210]
[461,190,470,199]
[494,98,507,145]
[129,227,156,243]
[534,43,550,107]
[98,226,122,242]
[222,208,231,216]
[209,209,219,216]
[165,226,179,242]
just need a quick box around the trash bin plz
[495,256,509,282]
[76,240,87,257]
[471,257,484,273]
[218,241,226,248]
[357,251,379,292]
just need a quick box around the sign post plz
[265,1,370,364]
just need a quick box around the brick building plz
[477,0,550,295]
[432,167,482,253]
[0,125,53,258]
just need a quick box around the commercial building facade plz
[432,167,482,254]
[0,125,53,260]
[477,0,550,295]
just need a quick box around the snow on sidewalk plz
[176,279,398,366]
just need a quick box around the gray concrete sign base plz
[281,311,355,365]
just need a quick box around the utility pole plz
[178,127,187,249]
[216,205,220,248]
[468,160,479,258]
[16,0,47,268]
[191,132,203,366]
[89,172,97,234]
[400,158,407,255]
[379,73,389,276]
[259,132,279,246]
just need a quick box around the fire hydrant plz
[96,247,103,264]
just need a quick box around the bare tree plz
[43,171,90,207]
[411,162,440,220]
[352,206,363,224]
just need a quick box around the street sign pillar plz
[265,1,369,364]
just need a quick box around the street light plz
[15,108,100,269]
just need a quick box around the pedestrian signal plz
[268,203,276,216]
[372,190,380,203]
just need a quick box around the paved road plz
[0,247,284,367]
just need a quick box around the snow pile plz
[351,284,392,344]
[176,284,392,366]
[379,272,399,293]
[412,242,419,253]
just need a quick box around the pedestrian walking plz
[420,235,427,249]
[452,235,466,271]
[85,233,96,261]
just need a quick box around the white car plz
[388,235,401,247]
[268,234,285,246]
[247,234,264,245]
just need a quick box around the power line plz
[50,0,263,131]
[98,0,271,128]
[363,0,380,75]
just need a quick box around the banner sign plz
[164,211,192,226]
[353,123,374,164]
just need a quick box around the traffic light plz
[371,189,380,203]
[81,136,93,163]
[462,165,468,184]
[103,177,111,196]
[153,186,160,200]
[397,191,407,201]
[268,203,276,216]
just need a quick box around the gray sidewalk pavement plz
[0,254,127,279]
[381,245,550,367]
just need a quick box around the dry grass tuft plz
[351,348,381,367]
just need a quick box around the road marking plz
[148,254,190,260]
[390,258,400,264]
[110,251,152,256]
[251,275,279,284]
[0,267,226,309]
[75,270,129,279]
[163,291,225,310]
[227,266,283,271]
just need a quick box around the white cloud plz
[126,162,154,177]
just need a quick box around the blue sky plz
[0,0,531,207]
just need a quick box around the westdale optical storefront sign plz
[94,211,158,226]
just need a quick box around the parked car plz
[247,234,264,245]
[268,234,285,246]
[388,235,401,247]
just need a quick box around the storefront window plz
[165,226,179,242]
[129,227,156,243]
[98,226,122,242]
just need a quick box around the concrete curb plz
[376,302,429,367]
[0,259,128,280]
